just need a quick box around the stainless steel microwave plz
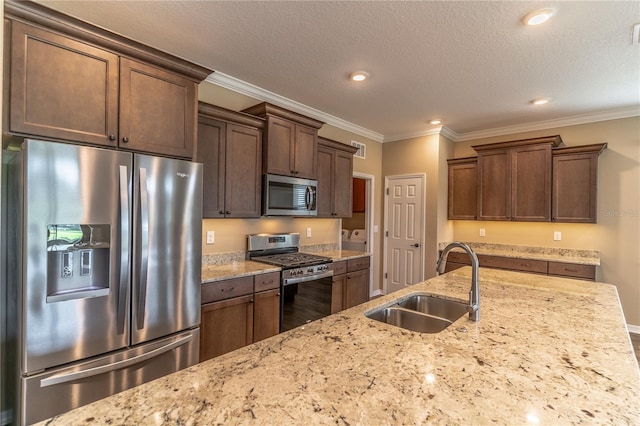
[263,174,317,216]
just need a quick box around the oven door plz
[280,275,332,332]
[263,174,317,216]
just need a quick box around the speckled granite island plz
[38,267,639,425]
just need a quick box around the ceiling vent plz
[351,141,366,159]
[633,23,640,45]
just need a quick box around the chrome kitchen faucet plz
[436,242,480,321]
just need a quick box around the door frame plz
[382,173,426,295]
[351,172,377,298]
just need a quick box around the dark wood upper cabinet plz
[5,1,211,158]
[8,20,119,147]
[197,102,264,218]
[242,102,324,179]
[447,157,477,220]
[552,143,606,223]
[316,137,357,218]
[474,136,560,221]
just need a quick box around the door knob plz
[411,243,420,247]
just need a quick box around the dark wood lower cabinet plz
[253,288,280,342]
[440,252,595,281]
[200,272,280,362]
[331,257,370,312]
[344,269,369,309]
[200,294,254,362]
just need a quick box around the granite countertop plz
[306,249,371,262]
[201,260,280,283]
[40,267,639,425]
[202,251,370,283]
[439,241,600,265]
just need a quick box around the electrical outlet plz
[479,228,486,237]
[206,231,215,244]
[553,231,562,241]
[306,227,312,238]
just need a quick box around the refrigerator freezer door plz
[21,328,199,425]
[131,154,202,345]
[20,140,132,374]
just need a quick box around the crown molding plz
[205,72,384,143]
[454,106,640,142]
[205,72,639,145]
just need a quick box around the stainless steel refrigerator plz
[5,139,202,425]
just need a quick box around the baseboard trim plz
[628,324,640,334]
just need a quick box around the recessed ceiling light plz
[350,71,369,82]
[522,8,555,26]
[430,119,442,125]
[531,97,551,105]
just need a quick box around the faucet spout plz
[436,242,480,321]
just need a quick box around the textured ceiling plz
[36,1,640,141]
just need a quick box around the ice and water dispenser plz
[46,224,111,302]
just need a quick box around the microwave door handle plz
[307,186,316,210]
[306,186,313,209]
[117,165,129,335]
[137,167,149,330]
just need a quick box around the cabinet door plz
[253,289,281,342]
[511,144,551,221]
[9,21,119,146]
[553,153,598,223]
[334,150,354,217]
[197,118,226,218]
[224,124,262,217]
[344,269,369,310]
[199,295,254,362]
[331,275,346,314]
[264,116,295,176]
[120,58,196,158]
[477,150,510,220]
[316,145,334,217]
[448,160,477,220]
[294,124,317,179]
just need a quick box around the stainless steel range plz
[247,233,333,332]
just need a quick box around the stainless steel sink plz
[365,294,468,333]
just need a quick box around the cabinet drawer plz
[548,262,596,280]
[443,262,467,273]
[254,272,280,292]
[347,256,370,272]
[478,255,548,274]
[445,251,472,265]
[333,260,347,275]
[201,276,253,304]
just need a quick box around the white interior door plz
[385,175,424,294]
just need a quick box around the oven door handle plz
[284,270,334,285]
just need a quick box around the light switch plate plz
[553,231,562,241]
[479,228,486,237]
[306,227,312,238]
[206,231,215,244]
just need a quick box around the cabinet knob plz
[122,136,129,143]
[219,210,224,214]
[226,211,231,215]
[108,134,116,141]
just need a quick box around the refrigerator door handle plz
[137,167,150,330]
[39,334,194,388]
[118,165,129,335]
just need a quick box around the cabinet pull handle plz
[263,280,274,284]
[564,268,578,272]
[521,263,531,267]
[221,287,234,292]
[109,134,116,141]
